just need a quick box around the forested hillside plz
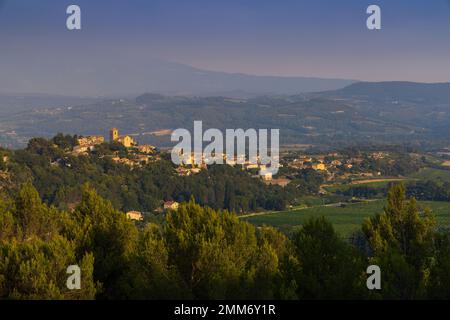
[0,135,320,213]
[1,183,450,299]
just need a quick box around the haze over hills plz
[0,58,355,98]
[1,81,450,149]
[323,81,450,103]
[0,94,100,117]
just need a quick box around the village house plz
[163,201,179,211]
[176,167,202,176]
[111,157,136,167]
[259,165,273,181]
[77,135,105,147]
[126,211,144,221]
[312,163,326,171]
[261,172,273,181]
[265,178,290,187]
[73,135,105,154]
[137,144,155,154]
[72,145,89,154]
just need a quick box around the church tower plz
[110,128,119,142]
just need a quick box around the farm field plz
[409,168,450,183]
[324,180,391,193]
[244,199,450,237]
[324,167,450,194]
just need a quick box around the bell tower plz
[110,128,119,142]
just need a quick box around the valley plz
[1,81,450,150]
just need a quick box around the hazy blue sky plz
[1,0,450,82]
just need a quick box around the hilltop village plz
[57,128,184,220]
[69,128,420,191]
[0,128,445,224]
[72,128,157,167]
[74,128,282,180]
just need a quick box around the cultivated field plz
[244,200,450,237]
[409,168,450,183]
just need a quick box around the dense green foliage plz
[0,185,296,299]
[336,180,450,202]
[362,183,450,299]
[1,136,313,214]
[0,184,97,299]
[1,182,450,300]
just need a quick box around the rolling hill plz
[326,81,450,103]
[1,81,450,149]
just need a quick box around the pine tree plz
[362,183,436,299]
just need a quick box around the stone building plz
[126,211,143,221]
[163,201,179,211]
[73,135,105,154]
[110,128,136,148]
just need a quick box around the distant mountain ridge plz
[0,58,355,97]
[326,81,450,103]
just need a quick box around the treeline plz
[0,135,315,214]
[337,180,450,202]
[1,183,450,299]
[337,151,422,177]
